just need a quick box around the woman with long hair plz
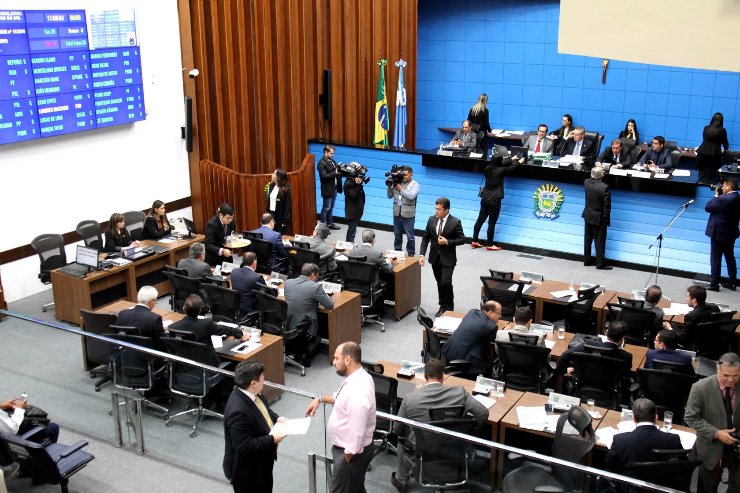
[143,200,175,239]
[104,212,138,252]
[696,112,730,184]
[550,114,574,154]
[467,93,491,151]
[267,168,292,234]
[618,119,639,143]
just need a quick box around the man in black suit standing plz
[116,285,168,341]
[223,361,286,493]
[704,177,740,291]
[604,398,683,488]
[582,166,612,270]
[169,294,248,344]
[419,197,466,317]
[204,203,236,266]
[317,144,342,230]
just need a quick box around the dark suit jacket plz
[441,309,497,375]
[557,340,632,376]
[142,215,174,240]
[467,107,491,134]
[104,228,132,253]
[266,183,291,232]
[230,267,266,316]
[177,257,212,279]
[169,315,242,344]
[480,157,518,203]
[697,126,729,157]
[639,148,672,169]
[605,424,683,474]
[116,305,165,341]
[685,375,740,470]
[644,348,694,373]
[675,303,720,346]
[204,214,236,266]
[705,191,740,241]
[562,138,596,159]
[343,179,365,221]
[223,388,279,488]
[453,129,477,149]
[420,214,466,267]
[582,178,611,227]
[317,156,342,198]
[251,225,288,260]
[597,147,632,166]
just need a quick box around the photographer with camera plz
[685,353,740,493]
[386,165,420,256]
[344,176,365,243]
[705,176,740,291]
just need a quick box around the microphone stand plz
[648,200,693,286]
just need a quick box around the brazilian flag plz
[373,59,388,145]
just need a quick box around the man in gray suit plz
[523,124,554,154]
[390,358,488,492]
[306,223,337,276]
[451,120,477,149]
[284,263,334,366]
[685,352,740,493]
[347,229,393,285]
[177,243,212,279]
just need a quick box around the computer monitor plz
[182,218,196,237]
[510,146,528,160]
[76,245,99,270]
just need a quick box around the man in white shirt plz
[495,307,545,345]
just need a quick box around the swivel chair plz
[635,367,698,425]
[30,233,67,312]
[79,309,118,392]
[626,449,701,493]
[122,211,146,242]
[495,341,551,393]
[480,275,528,321]
[570,349,629,409]
[253,290,310,376]
[337,259,385,331]
[414,417,480,491]
[287,246,320,279]
[606,303,656,347]
[162,271,202,313]
[75,220,103,250]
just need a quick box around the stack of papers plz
[516,406,549,430]
[270,417,312,436]
[434,316,463,334]
[551,290,577,302]
[672,169,691,177]
[664,303,692,316]
[474,394,496,409]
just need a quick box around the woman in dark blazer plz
[550,113,574,154]
[618,118,639,143]
[467,93,491,151]
[696,112,730,184]
[142,200,175,239]
[343,175,365,243]
[104,212,138,252]
[471,154,520,250]
[266,168,292,235]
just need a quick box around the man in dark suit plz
[596,139,633,167]
[223,360,286,493]
[664,285,719,347]
[441,301,500,376]
[116,286,167,341]
[704,177,740,291]
[451,120,477,149]
[419,197,466,317]
[685,353,740,493]
[644,329,694,373]
[560,126,596,163]
[638,135,673,171]
[390,358,489,492]
[248,213,288,270]
[169,294,247,344]
[204,203,236,266]
[230,252,267,318]
[555,322,632,377]
[582,166,612,269]
[605,398,683,485]
[643,284,665,335]
[347,229,393,285]
[177,242,212,279]
[283,263,334,365]
[317,144,342,230]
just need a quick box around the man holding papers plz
[441,301,501,377]
[223,361,286,493]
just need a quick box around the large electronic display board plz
[0,9,144,145]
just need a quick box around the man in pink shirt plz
[306,342,376,493]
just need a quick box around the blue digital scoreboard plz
[0,9,144,144]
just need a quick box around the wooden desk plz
[389,257,421,320]
[51,235,204,325]
[523,279,616,332]
[319,290,361,362]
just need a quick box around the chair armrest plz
[20,426,47,441]
[534,486,566,493]
[238,310,261,326]
[218,362,231,370]
[57,440,89,461]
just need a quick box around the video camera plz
[385,164,405,187]
[337,162,370,184]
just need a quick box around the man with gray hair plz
[685,352,740,493]
[177,242,212,279]
[582,166,612,270]
[306,223,337,275]
[116,285,168,340]
[347,229,393,285]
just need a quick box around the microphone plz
[682,199,694,208]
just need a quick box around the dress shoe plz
[486,245,503,251]
[470,242,483,249]
[328,224,341,230]
[596,265,613,270]
[707,285,721,292]
[722,282,737,291]
[391,472,408,493]
[583,261,594,267]
[301,353,313,367]
[435,307,447,318]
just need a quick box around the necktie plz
[614,154,619,164]
[725,387,734,428]
[437,218,445,237]
[255,395,274,428]
[575,142,581,156]
[223,223,227,235]
[535,140,541,153]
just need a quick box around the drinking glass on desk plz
[495,382,504,398]
[663,411,673,431]
[557,327,565,340]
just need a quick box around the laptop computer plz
[493,144,509,157]
[58,245,99,277]
[121,246,154,261]
[510,146,528,160]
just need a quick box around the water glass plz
[250,328,261,343]
[495,382,504,398]
[663,411,673,430]
[568,279,575,290]
[587,399,595,414]
[557,327,565,340]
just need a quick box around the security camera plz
[188,69,199,79]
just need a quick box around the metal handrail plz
[1,308,684,492]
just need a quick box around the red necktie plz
[535,140,541,153]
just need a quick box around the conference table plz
[51,234,205,325]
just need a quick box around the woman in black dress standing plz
[266,168,292,234]
[471,154,520,251]
[696,112,729,184]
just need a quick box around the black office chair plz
[606,303,656,347]
[626,449,701,493]
[337,259,385,331]
[242,230,263,240]
[286,246,320,279]
[110,324,141,336]
[199,283,242,324]
[123,210,146,242]
[651,358,696,374]
[367,370,399,466]
[253,290,309,376]
[160,338,229,437]
[488,269,514,280]
[552,285,601,334]
[694,319,740,360]
[495,341,551,393]
[361,361,385,374]
[636,368,698,425]
[167,327,198,341]
[79,309,118,392]
[480,275,528,321]
[76,220,103,250]
[0,427,95,493]
[502,407,595,493]
[416,306,434,331]
[30,233,67,312]
[290,239,311,249]
[162,271,202,313]
[414,417,480,491]
[429,405,465,420]
[570,350,629,409]
[163,264,188,277]
[508,332,540,345]
[244,237,277,274]
[584,130,604,158]
[617,295,645,309]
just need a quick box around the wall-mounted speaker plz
[319,69,332,121]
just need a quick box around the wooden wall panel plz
[181,0,417,229]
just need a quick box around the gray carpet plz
[0,224,727,492]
